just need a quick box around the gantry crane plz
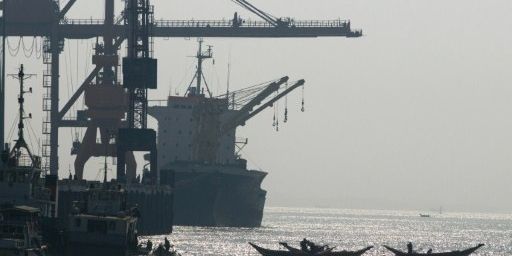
[0,0,362,181]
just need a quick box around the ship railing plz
[154,18,350,28]
[62,18,349,28]
[148,100,167,107]
[61,18,105,25]
[15,155,35,168]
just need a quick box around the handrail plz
[155,19,349,28]
[61,18,350,29]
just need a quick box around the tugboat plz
[64,155,143,256]
[0,65,53,255]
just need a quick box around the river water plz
[143,207,512,255]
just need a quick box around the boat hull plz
[383,244,484,256]
[162,164,267,227]
[249,243,373,256]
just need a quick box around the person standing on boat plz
[147,240,153,251]
[407,242,415,254]
[164,237,171,252]
[300,238,310,252]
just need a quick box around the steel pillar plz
[49,29,60,175]
[0,8,5,152]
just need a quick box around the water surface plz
[144,207,512,255]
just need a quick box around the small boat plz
[419,214,431,218]
[383,243,484,256]
[249,242,373,256]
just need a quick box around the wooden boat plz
[249,242,373,256]
[383,244,484,256]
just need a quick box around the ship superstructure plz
[149,39,305,227]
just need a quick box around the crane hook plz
[301,84,305,112]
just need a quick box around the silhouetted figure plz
[407,242,414,254]
[164,237,171,252]
[300,238,309,252]
[308,241,323,254]
[427,249,433,254]
[147,240,153,251]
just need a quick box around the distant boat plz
[249,242,373,256]
[383,244,484,256]
[419,214,431,218]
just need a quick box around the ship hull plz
[162,163,267,227]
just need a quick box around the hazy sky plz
[4,0,512,213]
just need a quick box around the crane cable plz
[35,37,43,59]
[301,83,305,112]
[21,37,35,58]
[6,37,21,56]
[275,89,279,131]
[284,82,288,123]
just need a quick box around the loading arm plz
[222,79,305,134]
[222,77,288,132]
[237,76,288,114]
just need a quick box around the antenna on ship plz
[186,38,214,98]
[226,56,231,98]
[7,64,38,167]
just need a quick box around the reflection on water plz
[142,207,512,255]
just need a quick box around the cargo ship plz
[149,39,305,227]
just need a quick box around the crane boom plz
[222,77,288,131]
[222,78,304,134]
[237,77,288,114]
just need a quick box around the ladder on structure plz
[41,38,52,175]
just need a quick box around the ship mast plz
[191,38,213,97]
[9,64,37,167]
